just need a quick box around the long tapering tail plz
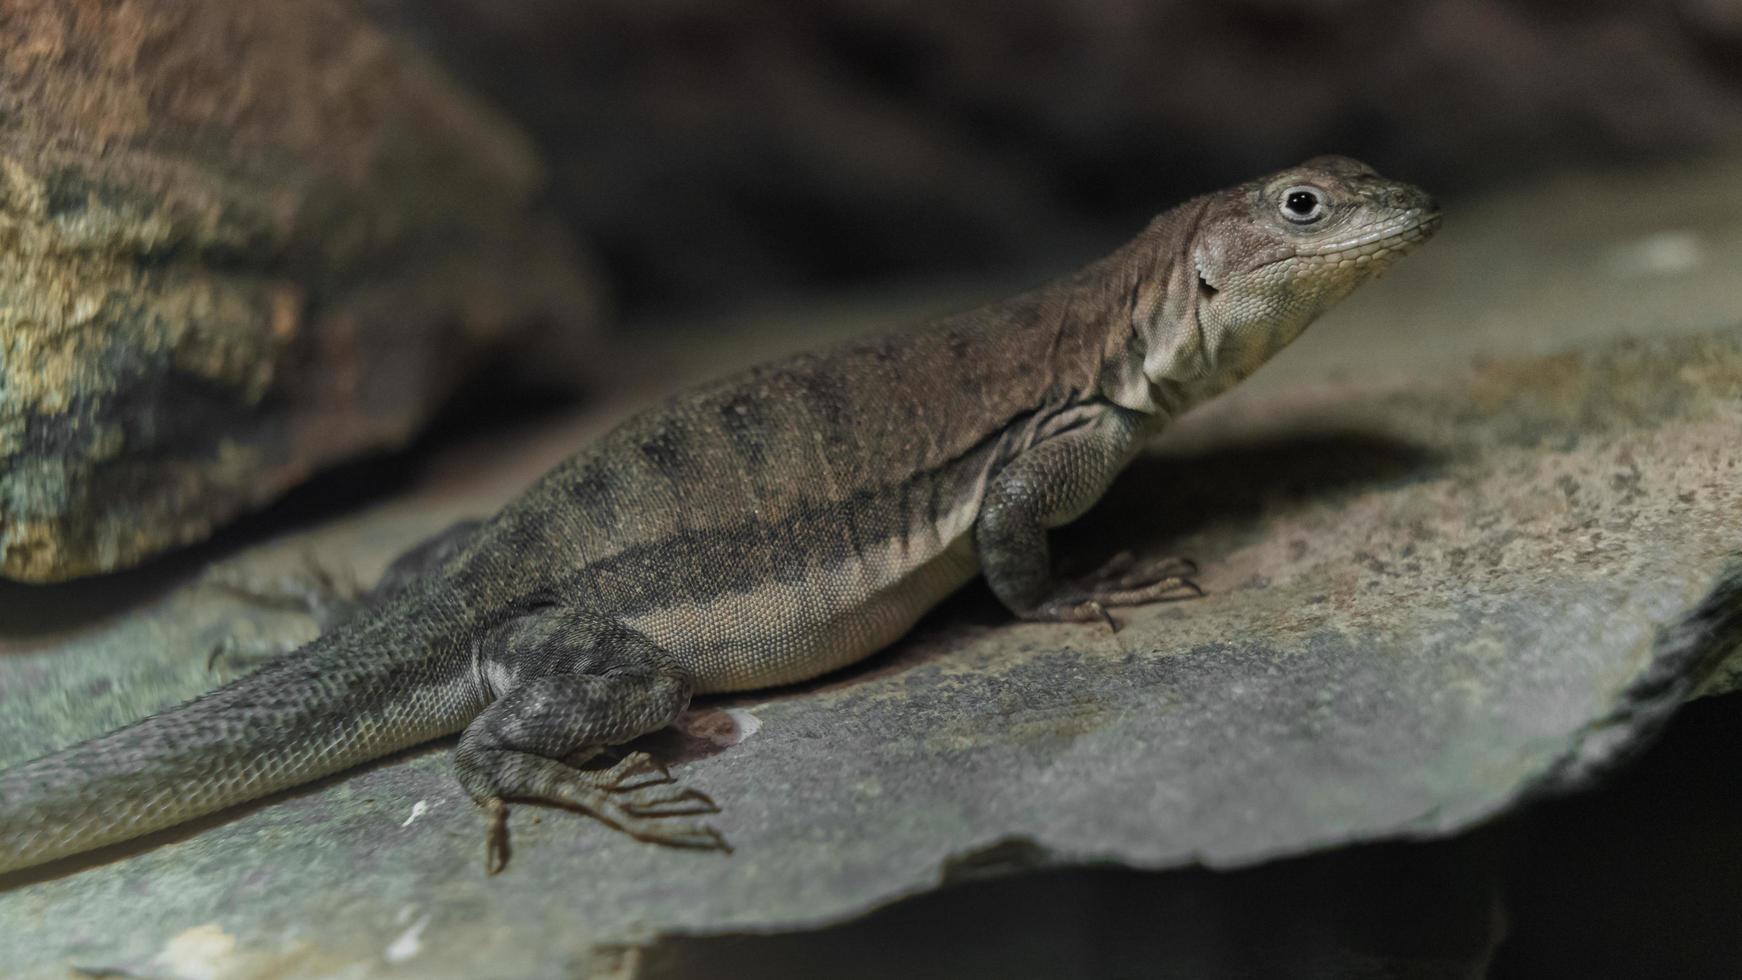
[0,605,483,874]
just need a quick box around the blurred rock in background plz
[0,0,600,582]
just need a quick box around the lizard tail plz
[0,605,483,874]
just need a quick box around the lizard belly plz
[630,534,981,694]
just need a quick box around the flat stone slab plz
[5,159,1742,977]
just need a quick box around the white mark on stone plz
[401,799,430,827]
[154,923,238,980]
[385,913,432,964]
[1608,230,1704,277]
[724,708,762,740]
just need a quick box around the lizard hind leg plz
[204,520,484,673]
[452,609,727,873]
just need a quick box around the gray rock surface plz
[3,155,1742,977]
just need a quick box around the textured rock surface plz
[3,156,1742,977]
[0,0,599,582]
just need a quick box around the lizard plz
[0,156,1439,876]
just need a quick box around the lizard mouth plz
[1299,211,1442,261]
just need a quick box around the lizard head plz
[1134,156,1439,405]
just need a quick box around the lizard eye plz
[1280,186,1327,224]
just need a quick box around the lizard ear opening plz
[1194,246,1224,301]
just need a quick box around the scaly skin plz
[0,157,1439,875]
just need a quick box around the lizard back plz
[448,280,1123,692]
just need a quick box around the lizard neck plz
[935,197,1228,430]
[1091,198,1216,423]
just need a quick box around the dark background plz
[364,0,1742,320]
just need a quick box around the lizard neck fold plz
[1093,197,1216,423]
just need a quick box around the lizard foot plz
[1027,553,1204,631]
[579,752,723,815]
[1076,551,1199,593]
[550,761,726,848]
[480,755,729,874]
[204,553,363,673]
[206,631,306,674]
[202,550,364,632]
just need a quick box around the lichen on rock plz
[0,0,600,582]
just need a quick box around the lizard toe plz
[616,785,720,817]
[484,798,511,875]
[587,750,673,791]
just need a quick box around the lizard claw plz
[1028,598,1122,634]
[1082,600,1128,648]
[484,797,511,876]
[1089,600,1120,635]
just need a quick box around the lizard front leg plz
[453,605,727,873]
[976,404,1200,626]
